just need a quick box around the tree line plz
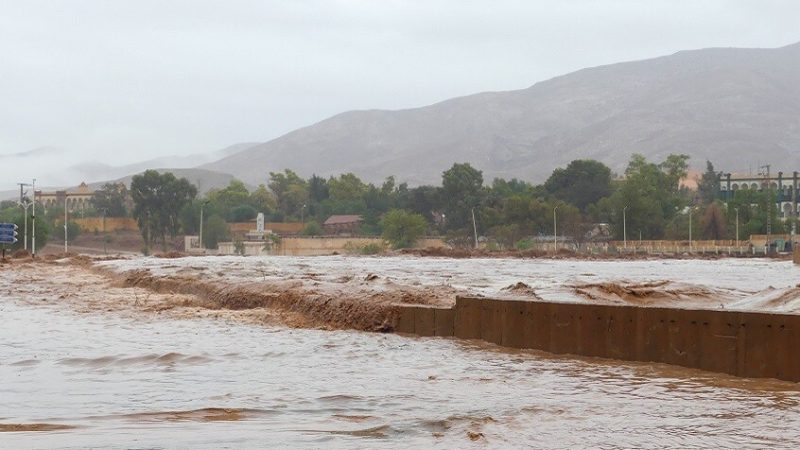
[2,154,792,253]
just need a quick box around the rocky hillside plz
[203,42,800,185]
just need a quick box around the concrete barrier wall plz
[395,297,800,382]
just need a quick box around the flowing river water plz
[2,256,800,448]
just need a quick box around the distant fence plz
[228,222,305,235]
[395,297,800,382]
[212,236,447,256]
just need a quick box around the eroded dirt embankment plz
[2,255,459,332]
[111,268,410,331]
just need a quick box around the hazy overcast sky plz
[1,0,798,188]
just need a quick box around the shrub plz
[302,221,323,236]
[515,238,533,251]
[380,209,427,249]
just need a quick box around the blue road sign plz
[0,223,18,243]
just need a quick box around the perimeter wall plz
[395,297,800,382]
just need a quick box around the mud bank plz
[3,256,461,332]
[112,268,409,331]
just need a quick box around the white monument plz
[256,213,265,233]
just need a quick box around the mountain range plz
[5,41,800,200]
[203,41,800,185]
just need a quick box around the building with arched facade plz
[35,182,95,212]
[719,171,798,221]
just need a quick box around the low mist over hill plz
[204,42,800,185]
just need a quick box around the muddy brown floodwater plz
[2,255,800,448]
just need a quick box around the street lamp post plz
[301,204,306,224]
[31,178,36,257]
[471,208,478,249]
[22,203,29,250]
[688,208,693,253]
[199,201,209,251]
[734,207,739,247]
[17,182,31,250]
[623,205,628,250]
[553,206,559,253]
[64,195,68,254]
[101,208,108,255]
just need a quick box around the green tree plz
[397,185,442,223]
[381,209,427,249]
[441,163,484,229]
[268,170,308,218]
[248,184,277,215]
[328,173,367,202]
[544,159,612,211]
[0,208,50,252]
[697,160,721,205]
[602,154,690,240]
[301,221,323,236]
[131,170,198,253]
[659,153,690,192]
[701,202,727,239]
[202,214,229,249]
[308,174,330,203]
[206,180,250,220]
[229,205,257,222]
[91,183,129,217]
[490,178,536,198]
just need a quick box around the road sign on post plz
[0,223,19,244]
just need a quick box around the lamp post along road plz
[23,204,28,250]
[553,206,559,253]
[101,208,108,255]
[199,202,206,251]
[31,178,36,257]
[471,208,478,249]
[17,182,31,250]
[689,208,693,253]
[734,207,739,247]
[623,206,628,249]
[64,196,68,254]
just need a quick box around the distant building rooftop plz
[323,215,363,226]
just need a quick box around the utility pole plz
[792,172,798,245]
[64,195,68,254]
[734,207,739,247]
[623,206,628,249]
[199,201,207,251]
[689,208,693,253]
[553,206,559,253]
[760,164,772,252]
[101,208,108,255]
[31,178,36,257]
[17,182,30,250]
[471,208,478,249]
